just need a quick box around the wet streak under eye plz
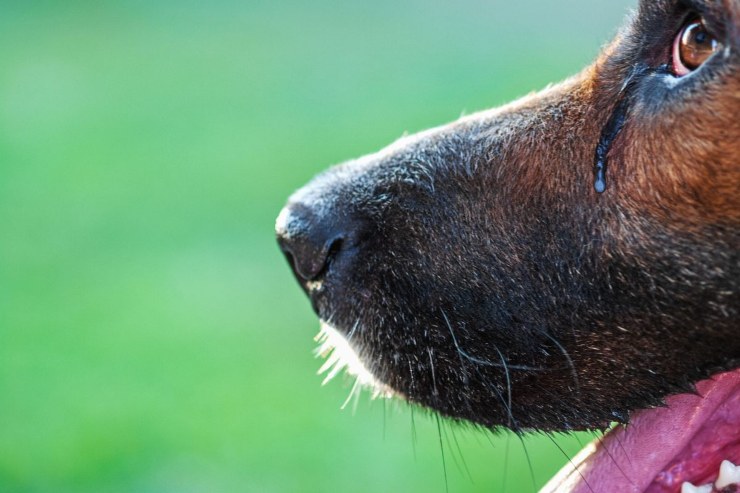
[592,64,670,193]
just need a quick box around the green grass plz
[0,1,633,491]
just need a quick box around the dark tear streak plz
[593,96,630,193]
[593,64,663,193]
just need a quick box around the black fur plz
[277,0,739,433]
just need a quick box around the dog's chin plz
[315,320,740,493]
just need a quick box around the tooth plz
[716,460,740,489]
[681,482,712,493]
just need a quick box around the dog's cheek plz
[584,65,740,404]
[614,80,740,225]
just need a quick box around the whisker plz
[410,405,418,461]
[612,426,634,469]
[473,365,519,433]
[494,346,514,428]
[439,308,474,415]
[441,421,464,478]
[542,330,580,394]
[440,308,469,378]
[517,433,539,493]
[427,347,438,398]
[450,427,474,483]
[351,380,361,414]
[501,432,511,493]
[441,309,525,432]
[382,399,387,441]
[441,309,548,372]
[595,433,635,487]
[346,318,360,341]
[546,433,595,493]
[341,377,361,410]
[435,413,450,493]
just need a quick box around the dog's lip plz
[314,321,397,401]
[542,368,740,493]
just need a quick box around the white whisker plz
[314,321,396,402]
[341,378,361,410]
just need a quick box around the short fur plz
[277,0,739,434]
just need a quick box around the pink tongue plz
[541,369,740,493]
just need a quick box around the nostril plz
[279,235,343,282]
[276,203,347,283]
[325,237,343,268]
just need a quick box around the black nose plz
[276,202,345,283]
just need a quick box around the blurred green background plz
[0,1,634,491]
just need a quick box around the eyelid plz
[679,0,708,18]
[677,1,725,40]
[701,18,724,41]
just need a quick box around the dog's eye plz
[672,18,719,76]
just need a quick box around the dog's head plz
[277,0,739,490]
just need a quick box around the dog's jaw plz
[314,312,740,491]
[313,317,740,492]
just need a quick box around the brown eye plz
[672,18,719,76]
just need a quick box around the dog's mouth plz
[315,321,740,493]
[545,368,740,493]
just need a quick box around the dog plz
[276,0,739,491]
